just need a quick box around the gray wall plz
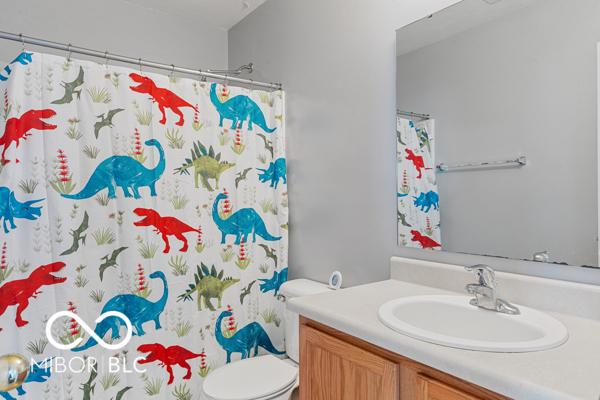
[397,0,600,267]
[0,0,228,70]
[229,0,600,287]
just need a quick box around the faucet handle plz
[465,264,496,288]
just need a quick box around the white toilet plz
[203,279,331,400]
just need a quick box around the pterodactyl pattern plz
[258,244,278,267]
[51,66,84,105]
[257,133,274,158]
[60,211,89,256]
[240,280,256,305]
[99,246,128,281]
[235,168,252,188]
[94,108,125,138]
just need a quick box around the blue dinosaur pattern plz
[72,271,168,352]
[0,358,52,400]
[62,139,165,200]
[0,51,287,397]
[257,158,286,189]
[210,83,276,133]
[413,190,439,213]
[0,186,44,233]
[259,268,288,296]
[212,193,281,245]
[0,52,33,82]
[216,310,285,363]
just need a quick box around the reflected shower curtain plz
[397,117,441,250]
[0,51,287,399]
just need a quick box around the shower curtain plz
[397,117,441,250]
[0,51,287,399]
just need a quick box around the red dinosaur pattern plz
[137,343,201,385]
[133,208,200,253]
[0,262,67,331]
[0,108,57,164]
[129,73,197,126]
[0,54,288,398]
[410,230,441,249]
[405,149,431,179]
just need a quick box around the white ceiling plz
[123,0,267,30]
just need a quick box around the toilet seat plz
[203,355,298,400]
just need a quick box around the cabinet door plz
[300,325,399,400]
[416,374,482,400]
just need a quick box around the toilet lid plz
[203,355,298,400]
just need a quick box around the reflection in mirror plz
[396,0,600,267]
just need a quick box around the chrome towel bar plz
[437,156,527,172]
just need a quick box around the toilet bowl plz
[203,355,298,400]
[202,279,331,400]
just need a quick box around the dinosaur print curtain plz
[396,117,441,250]
[0,51,287,400]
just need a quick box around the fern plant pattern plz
[0,51,287,399]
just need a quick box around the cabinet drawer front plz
[300,325,399,400]
[417,374,482,400]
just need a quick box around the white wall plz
[397,0,600,267]
[229,0,600,286]
[0,0,228,70]
[12,0,598,286]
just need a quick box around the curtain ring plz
[138,58,143,72]
[19,33,25,52]
[170,64,175,78]
[198,69,207,83]
[104,50,109,68]
[66,43,72,62]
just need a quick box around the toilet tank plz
[280,279,331,363]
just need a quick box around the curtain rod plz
[397,109,431,120]
[0,31,283,91]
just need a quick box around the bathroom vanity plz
[347,2,600,396]
[300,317,508,400]
[290,258,600,400]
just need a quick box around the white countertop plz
[288,279,600,400]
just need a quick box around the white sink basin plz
[378,295,568,352]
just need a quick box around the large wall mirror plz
[396,0,600,267]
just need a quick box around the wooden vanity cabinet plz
[299,317,510,400]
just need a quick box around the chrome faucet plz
[464,264,520,315]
